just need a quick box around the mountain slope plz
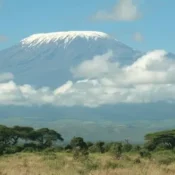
[0,31,141,87]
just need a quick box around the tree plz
[70,137,87,150]
[95,141,105,153]
[122,139,133,152]
[86,141,93,148]
[0,125,11,147]
[12,126,34,144]
[109,142,123,159]
[144,130,175,151]
[31,128,64,148]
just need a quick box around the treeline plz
[145,129,175,151]
[0,125,63,155]
[1,124,175,157]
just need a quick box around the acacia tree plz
[95,141,105,153]
[0,125,64,154]
[70,137,88,160]
[70,137,87,150]
[144,130,175,151]
[11,126,34,145]
[0,125,13,147]
[30,128,64,148]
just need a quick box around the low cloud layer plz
[0,72,14,82]
[1,50,175,107]
[93,0,141,21]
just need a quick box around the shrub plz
[132,145,141,152]
[73,147,89,160]
[109,143,123,159]
[133,157,141,164]
[144,142,157,151]
[156,143,173,151]
[105,161,122,169]
[64,144,72,150]
[158,157,175,165]
[55,146,64,152]
[4,146,23,154]
[22,147,36,153]
[43,147,56,153]
[88,142,105,153]
[84,159,99,171]
[139,150,151,158]
[122,143,133,152]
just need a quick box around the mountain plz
[1,31,175,142]
[0,31,141,87]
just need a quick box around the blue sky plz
[0,0,174,52]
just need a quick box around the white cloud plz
[71,51,116,78]
[133,32,144,42]
[1,50,175,107]
[93,0,141,21]
[0,72,14,82]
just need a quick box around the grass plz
[0,151,175,175]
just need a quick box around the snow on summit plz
[0,30,141,87]
[21,31,111,47]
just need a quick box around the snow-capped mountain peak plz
[21,31,111,47]
[0,31,142,87]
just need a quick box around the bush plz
[22,147,36,153]
[139,150,151,158]
[43,147,56,153]
[84,159,99,171]
[89,145,101,153]
[158,157,175,165]
[55,146,64,152]
[132,145,141,152]
[105,161,123,169]
[156,143,173,151]
[122,143,133,152]
[109,143,123,159]
[73,147,89,160]
[144,142,157,151]
[64,144,72,150]
[133,157,141,164]
[3,146,23,154]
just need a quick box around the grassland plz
[1,151,175,175]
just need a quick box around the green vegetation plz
[1,124,175,174]
[0,125,63,155]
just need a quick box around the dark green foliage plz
[109,142,123,159]
[64,144,72,150]
[73,148,89,160]
[3,145,23,154]
[158,157,175,165]
[122,140,133,152]
[145,129,175,151]
[0,124,64,155]
[32,128,64,148]
[70,137,89,160]
[132,145,141,152]
[105,161,123,169]
[2,123,175,160]
[133,157,141,164]
[139,150,151,158]
[89,141,105,153]
[86,141,93,148]
[70,137,87,150]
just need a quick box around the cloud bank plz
[1,50,175,107]
[93,0,141,21]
